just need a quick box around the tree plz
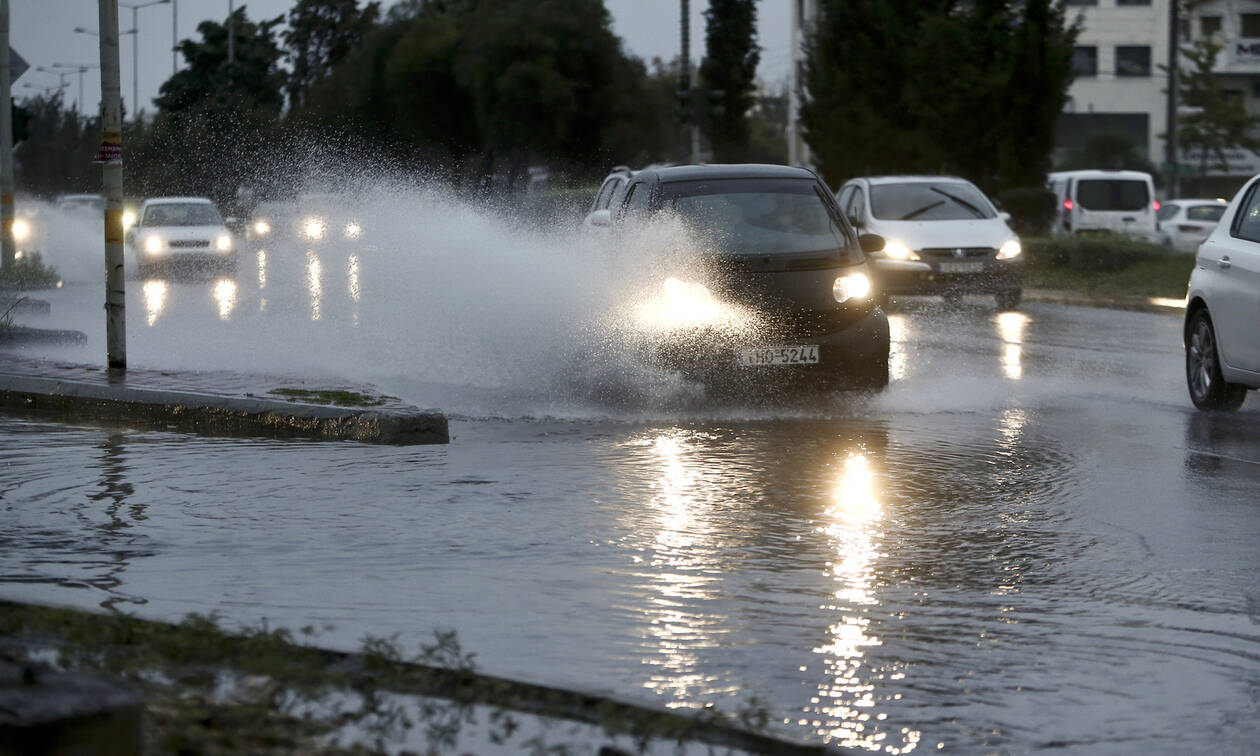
[699,0,759,162]
[1174,38,1260,179]
[12,93,100,198]
[801,0,1078,192]
[155,7,286,114]
[284,0,381,109]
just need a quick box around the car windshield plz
[59,197,104,214]
[1186,204,1225,222]
[870,182,996,221]
[1156,204,1179,222]
[660,177,859,260]
[143,203,223,226]
[1075,179,1149,211]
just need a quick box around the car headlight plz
[12,218,30,242]
[122,210,137,230]
[833,271,872,303]
[303,217,325,240]
[344,221,362,240]
[882,239,921,261]
[216,234,233,251]
[997,239,1022,260]
[253,219,271,236]
[144,235,164,254]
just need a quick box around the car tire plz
[1186,309,1247,411]
[995,288,1022,310]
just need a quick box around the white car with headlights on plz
[836,176,1024,309]
[1183,175,1260,410]
[610,164,890,392]
[127,197,236,276]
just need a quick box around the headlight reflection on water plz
[213,279,237,321]
[142,280,167,326]
[809,453,921,754]
[996,311,1029,381]
[307,252,323,321]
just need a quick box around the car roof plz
[851,175,973,186]
[1167,197,1227,205]
[143,196,215,206]
[1047,170,1153,180]
[641,163,819,183]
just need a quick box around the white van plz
[1047,170,1158,241]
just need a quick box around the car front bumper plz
[871,257,1023,295]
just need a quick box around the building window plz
[1179,18,1191,42]
[1072,46,1098,77]
[1064,0,1098,5]
[1242,14,1260,38]
[1116,0,1151,5]
[1116,46,1152,77]
[1200,16,1222,38]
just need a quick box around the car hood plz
[863,218,1015,250]
[141,225,228,240]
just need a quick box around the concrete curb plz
[1024,288,1185,316]
[0,373,449,445]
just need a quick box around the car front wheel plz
[1186,309,1247,411]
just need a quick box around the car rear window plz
[1075,179,1150,211]
[659,177,862,262]
[869,182,996,221]
[1156,204,1179,222]
[1185,205,1225,222]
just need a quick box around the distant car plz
[127,197,236,275]
[836,175,1024,309]
[608,163,890,392]
[1047,169,1159,241]
[583,165,635,228]
[1157,198,1227,253]
[54,193,105,216]
[246,200,296,244]
[295,193,364,245]
[1184,175,1260,411]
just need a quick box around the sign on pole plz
[8,46,24,84]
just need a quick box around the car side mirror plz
[999,211,1012,224]
[588,209,612,227]
[858,233,885,254]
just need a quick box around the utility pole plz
[1,0,14,270]
[98,0,127,369]
[171,0,177,75]
[1166,0,1180,199]
[680,0,699,164]
[227,0,234,66]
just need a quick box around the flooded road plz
[4,233,1260,753]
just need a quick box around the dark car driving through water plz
[606,164,891,393]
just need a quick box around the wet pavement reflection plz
[5,265,1260,752]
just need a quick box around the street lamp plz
[50,62,100,115]
[121,0,172,121]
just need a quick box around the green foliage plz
[283,0,381,109]
[11,103,31,144]
[155,8,287,116]
[0,252,60,289]
[802,0,1078,193]
[1025,235,1183,272]
[1024,236,1195,298]
[12,93,100,198]
[1172,38,1260,175]
[994,187,1057,237]
[699,0,759,162]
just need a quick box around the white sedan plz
[1184,181,1260,410]
[1157,198,1227,253]
[127,197,237,276]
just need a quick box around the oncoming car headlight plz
[344,222,362,240]
[12,218,31,242]
[303,217,325,240]
[216,234,233,251]
[122,210,137,231]
[881,239,920,261]
[144,235,165,254]
[997,239,1022,260]
[833,271,872,304]
[253,219,271,236]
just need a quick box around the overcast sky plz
[11,1,790,116]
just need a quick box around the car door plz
[1209,182,1260,372]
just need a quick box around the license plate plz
[938,261,984,274]
[735,345,820,367]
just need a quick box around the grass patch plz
[268,388,394,407]
[1024,236,1194,299]
[0,253,61,290]
[0,601,786,756]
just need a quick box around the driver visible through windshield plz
[661,177,861,261]
[870,181,996,221]
[143,203,224,227]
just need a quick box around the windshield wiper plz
[930,187,986,218]
[899,200,945,220]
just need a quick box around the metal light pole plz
[97,0,126,369]
[120,0,169,121]
[35,65,72,107]
[50,63,100,114]
[227,0,234,66]
[1165,0,1181,199]
[1,0,14,270]
[171,0,177,75]
[75,25,136,116]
